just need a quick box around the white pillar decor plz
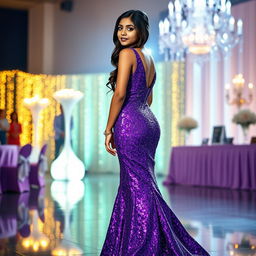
[51,89,85,180]
[23,96,50,162]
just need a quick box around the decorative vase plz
[184,129,191,145]
[23,96,50,162]
[241,125,249,144]
[51,89,84,181]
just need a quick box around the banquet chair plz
[224,137,234,144]
[29,144,48,188]
[0,144,32,193]
[251,137,256,144]
[202,138,209,145]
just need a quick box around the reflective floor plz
[0,173,255,256]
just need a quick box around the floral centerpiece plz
[178,116,198,133]
[232,109,256,143]
[232,109,256,127]
[178,116,198,145]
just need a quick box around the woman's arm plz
[105,48,134,133]
[104,49,134,156]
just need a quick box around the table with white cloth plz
[164,145,256,190]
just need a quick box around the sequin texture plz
[100,48,210,256]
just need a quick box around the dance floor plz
[0,173,255,256]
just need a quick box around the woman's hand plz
[105,133,116,156]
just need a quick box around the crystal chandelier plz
[225,74,254,108]
[159,0,243,61]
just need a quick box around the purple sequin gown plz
[101,48,210,256]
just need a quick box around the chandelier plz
[159,0,243,61]
[225,74,254,108]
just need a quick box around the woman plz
[0,109,10,145]
[8,111,22,145]
[101,10,210,256]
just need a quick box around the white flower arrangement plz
[178,116,198,132]
[232,109,256,128]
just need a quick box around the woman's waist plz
[115,105,158,127]
[121,99,148,109]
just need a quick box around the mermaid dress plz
[100,48,210,256]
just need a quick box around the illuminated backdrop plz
[0,62,185,174]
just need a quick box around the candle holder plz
[23,96,50,162]
[225,74,254,109]
[51,89,84,181]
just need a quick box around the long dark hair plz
[10,111,18,122]
[106,10,149,92]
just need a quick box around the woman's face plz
[0,111,5,119]
[11,113,17,121]
[117,17,138,47]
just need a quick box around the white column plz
[192,61,202,145]
[223,53,233,138]
[209,51,218,141]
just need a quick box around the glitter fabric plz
[100,48,210,256]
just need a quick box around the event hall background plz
[0,0,256,255]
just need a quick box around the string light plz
[171,62,185,146]
[0,72,7,109]
[0,70,65,160]
[6,71,15,122]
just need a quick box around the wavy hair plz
[106,10,149,92]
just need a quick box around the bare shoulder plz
[119,48,135,60]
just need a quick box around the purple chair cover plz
[164,145,256,190]
[0,144,32,193]
[29,144,48,188]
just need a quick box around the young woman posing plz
[101,10,210,256]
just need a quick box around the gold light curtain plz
[0,70,65,160]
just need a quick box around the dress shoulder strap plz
[130,48,140,62]
[130,48,144,72]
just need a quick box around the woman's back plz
[121,48,156,107]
